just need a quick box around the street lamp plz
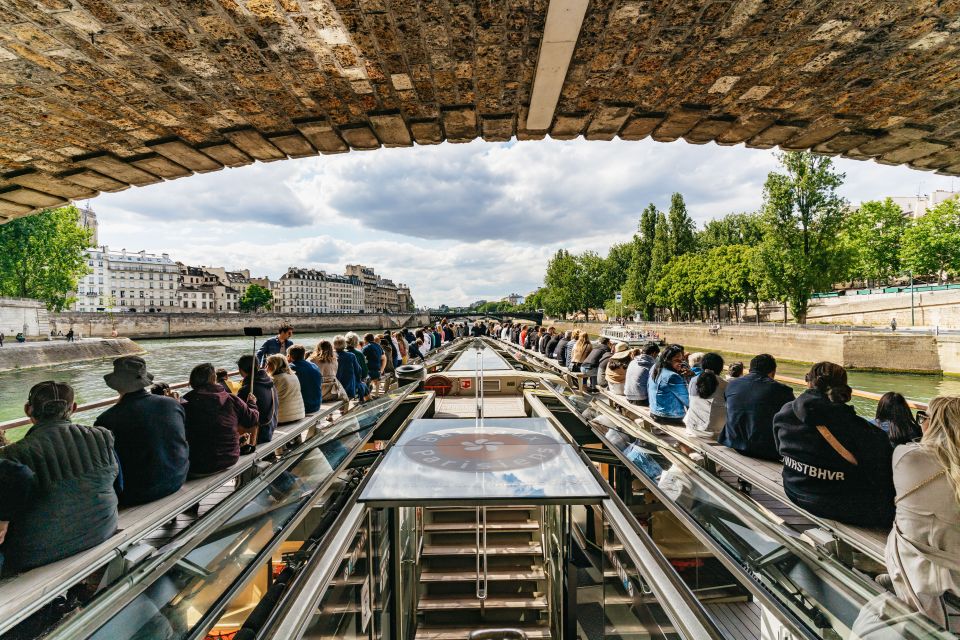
[900,269,915,327]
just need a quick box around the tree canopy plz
[240,283,273,312]
[0,206,91,311]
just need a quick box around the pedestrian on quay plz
[0,331,4,347]
[65,328,74,343]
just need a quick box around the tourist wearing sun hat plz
[95,356,189,506]
[606,344,633,395]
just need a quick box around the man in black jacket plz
[719,354,795,460]
[237,355,278,444]
[553,331,571,364]
[581,337,611,392]
[95,356,189,505]
[545,330,561,358]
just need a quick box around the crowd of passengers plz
[497,321,960,630]
[0,320,475,577]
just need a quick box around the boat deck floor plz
[434,396,526,418]
[705,600,762,640]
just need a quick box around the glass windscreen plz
[83,387,412,640]
[589,412,955,640]
[446,343,514,372]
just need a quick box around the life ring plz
[424,375,453,397]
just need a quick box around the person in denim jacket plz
[647,344,690,422]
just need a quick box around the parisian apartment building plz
[277,268,365,314]
[74,247,179,313]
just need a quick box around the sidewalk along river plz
[0,332,344,431]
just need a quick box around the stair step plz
[418,595,548,611]
[422,543,543,556]
[424,521,540,532]
[420,568,546,582]
[416,625,552,640]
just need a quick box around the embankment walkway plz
[0,337,144,373]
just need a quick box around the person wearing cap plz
[0,381,119,572]
[94,356,189,506]
[606,345,633,395]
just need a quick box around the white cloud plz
[89,138,960,307]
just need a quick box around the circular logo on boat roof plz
[403,427,562,473]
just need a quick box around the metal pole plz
[910,270,915,326]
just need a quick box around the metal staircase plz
[415,506,552,640]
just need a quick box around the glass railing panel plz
[590,414,955,640]
[602,516,683,640]
[78,388,414,640]
[300,515,372,639]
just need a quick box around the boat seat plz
[594,387,889,563]
[0,401,345,636]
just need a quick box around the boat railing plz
[4,384,423,640]
[0,396,347,636]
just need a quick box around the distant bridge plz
[429,311,544,325]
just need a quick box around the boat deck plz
[434,396,526,418]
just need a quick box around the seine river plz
[2,333,959,429]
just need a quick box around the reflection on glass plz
[360,418,607,505]
[603,516,681,640]
[446,345,514,372]
[592,418,955,639]
[85,387,410,640]
[302,521,370,639]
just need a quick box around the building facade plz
[889,189,960,219]
[74,247,179,313]
[177,264,240,313]
[278,268,363,314]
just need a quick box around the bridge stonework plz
[1,0,960,220]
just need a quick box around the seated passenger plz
[0,382,118,572]
[553,331,571,365]
[605,345,632,395]
[647,344,690,423]
[266,354,305,424]
[726,361,744,380]
[873,391,922,447]
[625,342,660,406]
[345,332,370,381]
[774,362,895,528]
[687,352,705,376]
[885,396,960,631]
[94,356,189,506]
[684,352,727,439]
[287,345,322,413]
[237,355,277,444]
[719,353,795,461]
[0,452,35,574]
[216,368,240,394]
[182,363,259,475]
[311,340,342,401]
[546,329,561,358]
[570,332,592,372]
[334,335,365,400]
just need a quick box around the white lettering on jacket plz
[782,456,845,481]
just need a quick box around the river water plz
[2,334,959,431]
[0,332,341,425]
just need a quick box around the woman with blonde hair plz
[265,354,304,424]
[564,330,580,367]
[885,395,960,630]
[311,340,343,401]
[570,332,592,372]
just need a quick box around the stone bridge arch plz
[1,0,959,222]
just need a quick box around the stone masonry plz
[1,0,960,221]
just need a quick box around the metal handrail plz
[0,369,242,432]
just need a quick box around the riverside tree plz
[240,283,273,312]
[0,205,92,311]
[900,198,960,280]
[841,198,907,284]
[756,152,848,324]
[623,204,657,317]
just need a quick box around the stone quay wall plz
[0,338,144,373]
[545,321,957,375]
[50,312,431,340]
[0,298,50,338]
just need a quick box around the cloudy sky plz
[89,139,959,308]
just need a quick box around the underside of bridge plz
[1,0,959,221]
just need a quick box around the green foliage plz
[0,206,92,311]
[623,204,657,313]
[240,283,273,312]
[667,193,697,257]
[697,212,764,249]
[900,198,960,278]
[542,249,612,319]
[646,212,671,306]
[841,198,907,282]
[756,152,848,323]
